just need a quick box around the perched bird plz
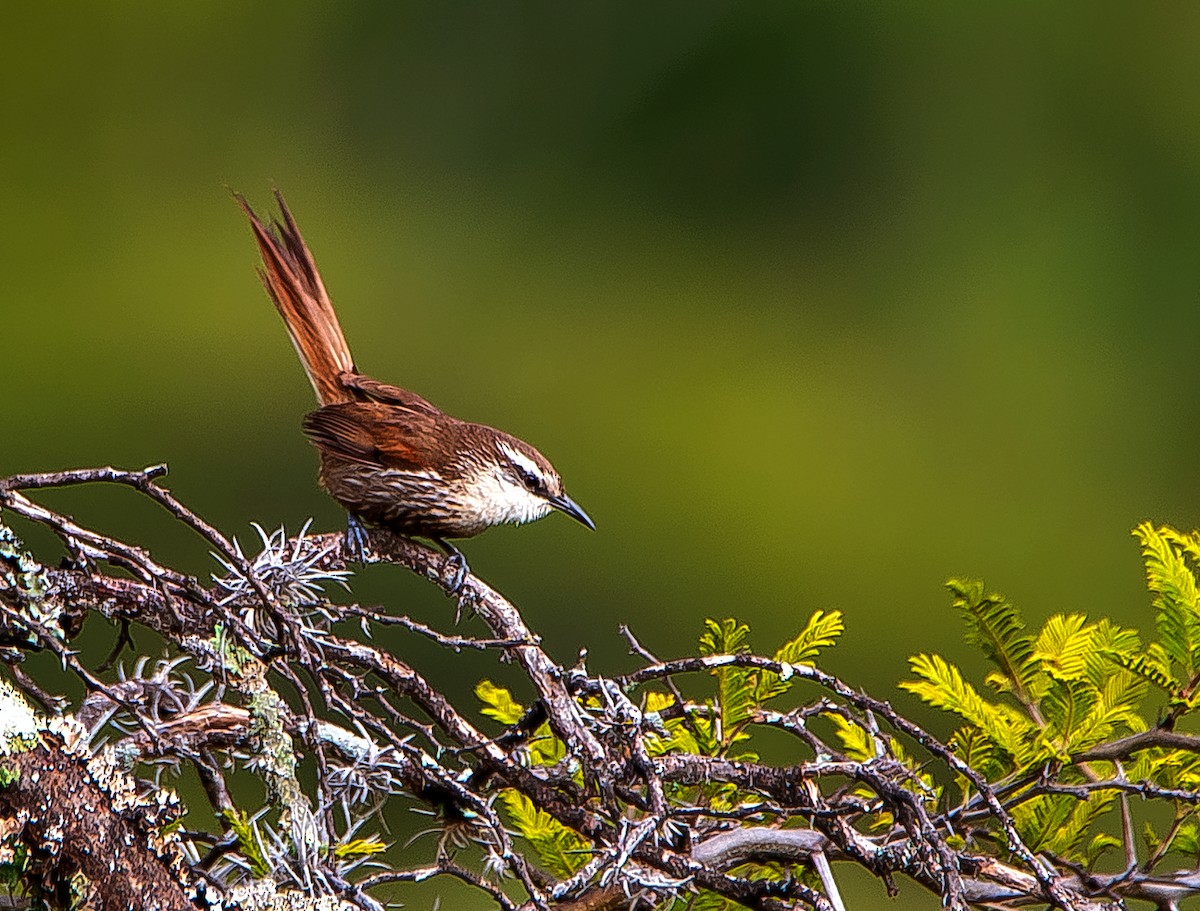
[237,190,593,569]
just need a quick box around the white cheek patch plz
[471,469,553,526]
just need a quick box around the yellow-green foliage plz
[695,611,843,758]
[475,528,1200,888]
[902,591,1147,769]
[475,680,525,725]
[1134,522,1200,711]
[476,680,579,873]
[221,808,270,879]
[477,612,843,884]
[333,838,387,859]
[497,790,590,878]
[900,523,1200,865]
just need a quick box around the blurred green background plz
[4,4,1200,908]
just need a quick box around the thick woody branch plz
[0,731,196,911]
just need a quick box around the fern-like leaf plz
[221,808,270,878]
[901,653,1031,760]
[1104,646,1180,695]
[1042,791,1117,861]
[699,618,757,750]
[1166,819,1199,859]
[1037,675,1100,755]
[775,609,844,666]
[1159,526,1200,572]
[1013,790,1113,858]
[699,618,751,658]
[499,791,590,878]
[643,692,703,756]
[950,725,1003,785]
[1135,522,1200,677]
[1032,614,1092,683]
[1092,670,1149,738]
[757,610,844,701]
[333,838,387,859]
[947,578,1040,706]
[1085,619,1142,687]
[827,713,878,762]
[476,679,525,724]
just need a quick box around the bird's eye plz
[520,470,540,491]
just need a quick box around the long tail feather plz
[236,190,356,406]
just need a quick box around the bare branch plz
[0,464,1196,911]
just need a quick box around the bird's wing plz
[337,372,443,416]
[302,403,433,470]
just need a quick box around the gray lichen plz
[0,520,62,644]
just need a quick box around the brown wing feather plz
[338,372,442,416]
[302,403,435,470]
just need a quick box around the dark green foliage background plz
[3,5,1200,908]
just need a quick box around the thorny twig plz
[0,465,1190,911]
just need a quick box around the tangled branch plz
[0,466,1196,910]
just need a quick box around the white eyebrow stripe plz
[499,443,543,479]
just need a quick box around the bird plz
[236,190,593,573]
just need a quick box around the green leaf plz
[1085,833,1121,870]
[1038,675,1099,754]
[333,838,387,858]
[1089,673,1147,739]
[1032,614,1092,683]
[715,667,758,745]
[1050,791,1115,861]
[0,843,28,892]
[947,578,1040,705]
[1127,747,1200,788]
[1085,619,1142,688]
[758,610,844,701]
[499,790,590,878]
[1134,522,1200,677]
[1170,820,1199,858]
[699,619,758,751]
[774,610,844,666]
[1014,791,1113,859]
[675,890,742,911]
[901,653,1031,760]
[1104,645,1180,695]
[699,618,751,658]
[643,692,704,757]
[1159,526,1200,569]
[1143,821,1161,854]
[221,808,270,879]
[949,725,1003,785]
[1026,614,1148,754]
[476,680,525,725]
[826,713,877,762]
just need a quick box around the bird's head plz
[466,435,594,531]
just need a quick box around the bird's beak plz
[547,494,595,530]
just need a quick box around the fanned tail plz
[236,190,356,406]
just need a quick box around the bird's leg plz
[344,513,371,562]
[432,537,469,599]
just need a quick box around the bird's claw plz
[434,538,470,599]
[344,514,371,562]
[443,552,469,597]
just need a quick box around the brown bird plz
[236,190,593,567]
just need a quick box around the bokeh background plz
[4,4,1200,908]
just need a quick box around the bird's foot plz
[433,538,470,600]
[344,514,371,562]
